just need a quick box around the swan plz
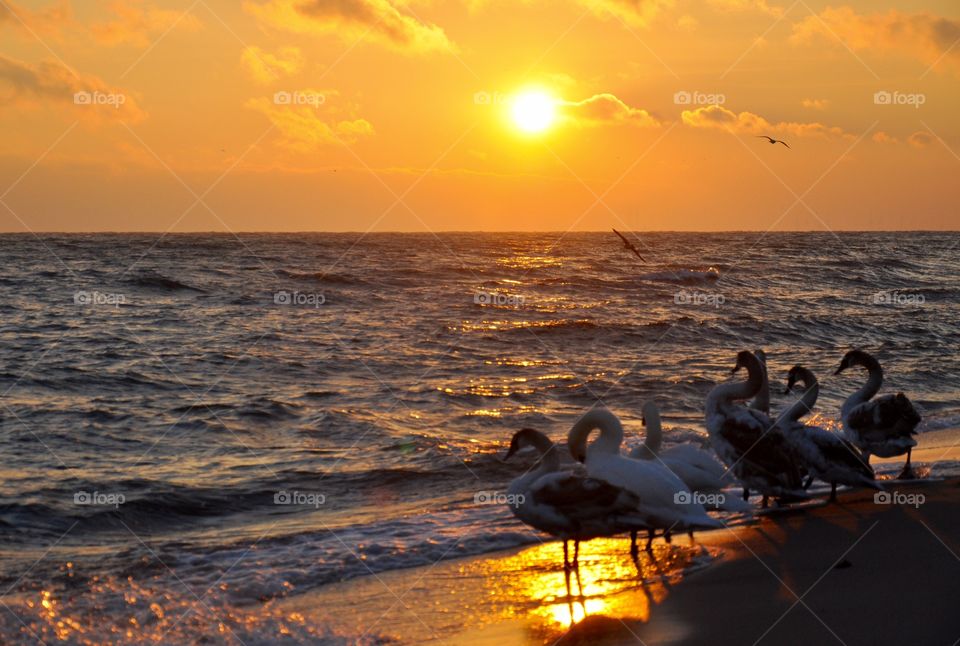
[835,350,921,479]
[748,348,770,415]
[705,351,808,507]
[629,401,750,512]
[504,428,651,590]
[777,366,878,502]
[568,407,722,552]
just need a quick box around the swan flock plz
[502,349,921,577]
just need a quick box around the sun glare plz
[511,90,556,134]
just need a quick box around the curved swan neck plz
[641,402,662,454]
[709,354,764,413]
[782,368,819,422]
[568,408,624,458]
[750,351,770,412]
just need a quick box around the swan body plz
[777,366,877,501]
[835,350,920,478]
[705,351,808,504]
[505,428,650,543]
[568,408,722,535]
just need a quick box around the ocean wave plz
[125,270,205,292]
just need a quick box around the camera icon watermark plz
[473,91,507,105]
[674,290,725,308]
[274,290,326,307]
[473,291,525,306]
[74,491,125,508]
[74,290,126,307]
[873,91,925,108]
[674,90,725,106]
[474,491,525,507]
[274,490,326,508]
[871,290,925,306]
[874,490,924,508]
[273,91,326,107]
[674,490,726,509]
[73,91,126,109]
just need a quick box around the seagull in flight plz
[612,228,646,262]
[756,135,790,148]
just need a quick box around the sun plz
[510,90,556,134]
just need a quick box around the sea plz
[0,231,957,643]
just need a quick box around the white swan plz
[568,407,722,552]
[835,350,921,479]
[777,366,878,502]
[705,351,808,507]
[748,348,770,415]
[504,428,650,586]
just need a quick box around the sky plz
[0,0,958,232]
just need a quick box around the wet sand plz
[281,431,960,645]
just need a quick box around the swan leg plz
[829,482,837,503]
[573,541,583,598]
[630,530,639,558]
[803,475,814,489]
[688,530,695,545]
[761,495,769,509]
[664,529,672,544]
[563,540,572,600]
[898,448,916,480]
[645,529,655,552]
[742,487,749,501]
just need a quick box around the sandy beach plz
[281,430,960,645]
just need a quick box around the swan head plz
[505,428,553,461]
[784,365,818,393]
[834,349,877,375]
[640,401,660,427]
[731,350,756,374]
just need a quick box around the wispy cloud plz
[681,104,851,139]
[241,46,304,84]
[246,92,374,149]
[91,1,202,47]
[0,54,146,121]
[560,93,660,127]
[244,0,455,54]
[791,7,960,73]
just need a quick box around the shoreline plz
[279,428,960,644]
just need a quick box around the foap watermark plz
[674,490,726,509]
[674,90,725,106]
[274,290,326,308]
[274,490,326,508]
[74,290,126,307]
[74,91,126,109]
[474,490,525,507]
[874,490,924,508]
[872,290,925,306]
[273,91,325,107]
[473,91,507,105]
[674,290,725,308]
[74,491,125,508]
[873,91,925,108]
[474,291,525,306]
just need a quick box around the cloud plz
[872,131,897,144]
[92,1,203,47]
[791,7,960,73]
[708,0,782,16]
[0,0,72,37]
[681,104,851,139]
[907,131,934,148]
[560,93,660,127]
[241,46,304,83]
[246,92,374,149]
[0,54,146,121]
[801,98,829,111]
[244,0,454,54]
[574,0,673,28]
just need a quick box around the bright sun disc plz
[511,91,556,134]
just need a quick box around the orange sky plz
[1,0,958,231]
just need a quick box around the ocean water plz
[0,231,957,643]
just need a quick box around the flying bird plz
[612,228,646,262]
[756,135,790,149]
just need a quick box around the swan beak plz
[833,366,843,375]
[504,447,517,461]
[782,387,791,394]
